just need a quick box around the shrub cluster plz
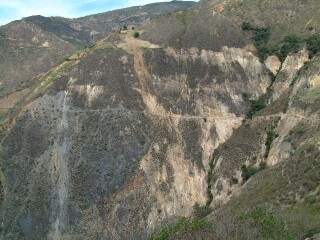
[133,31,140,38]
[241,162,267,182]
[278,34,301,62]
[242,22,320,61]
[306,34,320,57]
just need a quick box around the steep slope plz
[0,1,195,113]
[196,52,320,240]
[0,25,270,239]
[141,7,249,50]
[207,0,320,44]
[0,0,319,239]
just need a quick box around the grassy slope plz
[218,0,320,44]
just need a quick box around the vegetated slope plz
[141,8,249,50]
[211,0,320,44]
[0,24,270,239]
[0,1,195,110]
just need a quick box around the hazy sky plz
[0,0,197,26]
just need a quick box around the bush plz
[248,98,266,117]
[278,34,301,62]
[133,31,140,38]
[242,22,255,31]
[306,34,320,57]
[241,161,267,182]
[253,27,271,45]
[241,165,259,181]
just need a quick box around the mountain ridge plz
[0,0,320,239]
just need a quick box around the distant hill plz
[0,1,196,99]
[24,1,197,45]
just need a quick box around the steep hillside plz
[0,0,319,240]
[0,27,270,239]
[209,0,320,44]
[141,8,249,50]
[0,1,195,110]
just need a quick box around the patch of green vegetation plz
[306,34,320,57]
[206,154,218,205]
[241,162,266,182]
[148,217,212,240]
[133,31,140,38]
[247,87,273,118]
[223,140,320,238]
[281,203,320,239]
[242,22,273,61]
[241,22,255,31]
[39,62,72,91]
[242,22,319,62]
[278,34,302,62]
[265,130,277,158]
[242,207,295,240]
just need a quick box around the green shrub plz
[253,27,271,45]
[242,22,255,31]
[305,195,317,205]
[241,161,267,182]
[133,31,140,38]
[306,34,320,57]
[278,34,301,62]
[248,98,266,117]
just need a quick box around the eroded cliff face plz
[0,30,270,239]
[207,51,320,211]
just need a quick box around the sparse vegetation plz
[148,217,212,240]
[306,34,320,57]
[39,62,72,91]
[243,207,295,240]
[265,130,277,158]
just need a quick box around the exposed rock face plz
[207,51,320,212]
[264,55,281,75]
[0,31,270,239]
